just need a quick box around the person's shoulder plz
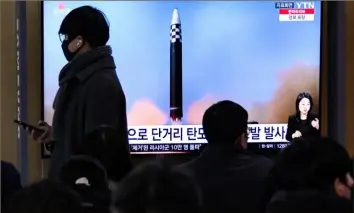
[175,159,199,173]
[251,154,274,166]
[224,153,274,177]
[288,115,297,120]
[85,69,122,94]
[246,154,274,174]
[87,68,119,86]
[287,115,298,124]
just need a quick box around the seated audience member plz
[59,155,111,213]
[6,180,82,213]
[112,160,202,213]
[178,100,274,213]
[1,161,22,212]
[267,137,353,213]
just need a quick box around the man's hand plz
[27,121,51,143]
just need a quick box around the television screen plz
[42,1,321,155]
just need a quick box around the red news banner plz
[275,1,315,22]
[279,8,315,22]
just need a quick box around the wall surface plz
[0,2,354,183]
[320,2,328,137]
[344,2,354,155]
[323,2,354,155]
[25,1,43,182]
[0,2,18,165]
[0,1,43,182]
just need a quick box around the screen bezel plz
[40,2,324,158]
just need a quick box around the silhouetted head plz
[272,137,353,200]
[1,161,22,212]
[59,156,111,213]
[59,155,108,191]
[7,180,82,213]
[202,100,248,149]
[58,5,109,61]
[295,92,313,116]
[112,160,202,213]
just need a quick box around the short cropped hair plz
[59,6,109,47]
[112,160,202,213]
[202,100,248,145]
[59,155,108,191]
[7,180,82,213]
[1,161,22,210]
[272,137,351,191]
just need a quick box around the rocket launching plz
[170,8,183,122]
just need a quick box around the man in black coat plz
[266,137,353,213]
[178,100,274,213]
[28,6,132,181]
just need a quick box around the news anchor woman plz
[285,92,320,141]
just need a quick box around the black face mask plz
[62,40,74,61]
[61,39,81,62]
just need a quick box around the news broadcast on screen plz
[42,1,321,155]
[276,1,316,22]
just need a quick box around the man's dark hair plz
[1,161,22,212]
[59,155,111,213]
[272,137,351,191]
[202,100,248,145]
[112,160,202,213]
[59,5,109,48]
[59,155,108,191]
[6,180,82,213]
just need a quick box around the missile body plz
[170,9,183,122]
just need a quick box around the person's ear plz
[334,178,346,197]
[76,39,83,48]
[334,174,353,200]
[239,132,247,149]
[68,36,84,53]
[75,35,84,48]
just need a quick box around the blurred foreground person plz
[179,100,274,213]
[1,161,22,212]
[7,180,82,213]
[112,160,202,213]
[59,155,111,213]
[27,6,131,180]
[267,137,353,213]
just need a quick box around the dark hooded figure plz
[267,137,353,213]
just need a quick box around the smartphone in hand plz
[13,119,45,133]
